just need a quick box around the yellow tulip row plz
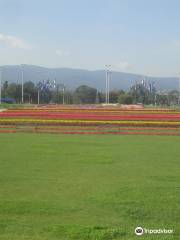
[7,108,180,114]
[0,118,180,126]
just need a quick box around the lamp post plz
[21,64,24,104]
[179,72,180,105]
[0,67,2,105]
[105,66,108,104]
[105,65,111,104]
[36,71,45,105]
[58,83,65,104]
[62,85,65,104]
[107,70,112,104]
[38,90,40,105]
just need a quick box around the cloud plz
[0,33,32,49]
[56,49,71,57]
[113,61,133,71]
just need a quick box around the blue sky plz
[0,0,180,76]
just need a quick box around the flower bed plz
[1,106,180,136]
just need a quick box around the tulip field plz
[1,105,180,135]
[0,105,180,239]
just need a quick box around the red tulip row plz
[2,109,180,121]
[0,129,16,133]
[1,107,180,136]
[53,131,180,136]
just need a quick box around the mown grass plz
[0,133,179,239]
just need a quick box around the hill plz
[0,65,178,91]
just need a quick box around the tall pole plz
[62,85,65,104]
[36,70,44,105]
[0,67,2,105]
[38,90,40,105]
[179,72,180,105]
[21,65,24,104]
[105,68,108,103]
[105,65,111,104]
[107,70,111,104]
[107,70,110,104]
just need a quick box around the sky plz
[0,0,180,77]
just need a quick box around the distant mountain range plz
[0,65,178,91]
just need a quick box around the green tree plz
[118,93,133,104]
[129,82,156,104]
[74,85,97,104]
[24,81,36,103]
[109,90,125,103]
[2,81,9,97]
[168,90,179,105]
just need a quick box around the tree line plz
[1,80,180,106]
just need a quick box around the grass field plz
[0,133,180,239]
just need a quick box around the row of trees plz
[1,80,180,105]
[0,81,133,104]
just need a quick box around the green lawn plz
[0,133,179,239]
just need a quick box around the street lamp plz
[58,83,65,104]
[21,64,24,104]
[38,90,40,105]
[62,84,65,104]
[179,72,180,105]
[36,71,44,105]
[105,64,111,104]
[107,70,112,104]
[0,67,2,105]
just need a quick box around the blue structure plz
[1,98,15,104]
